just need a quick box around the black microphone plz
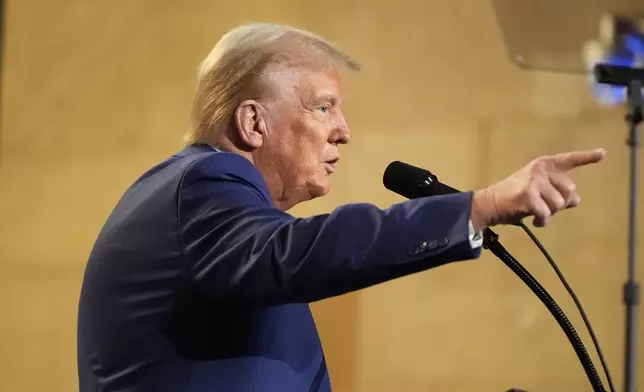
[383,161,610,392]
[382,160,462,199]
[383,161,519,228]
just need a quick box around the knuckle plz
[534,201,547,215]
[541,204,552,216]
[531,160,546,174]
[555,196,566,210]
[568,182,577,193]
[523,187,539,206]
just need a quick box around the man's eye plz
[319,105,329,113]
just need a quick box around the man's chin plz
[308,180,331,199]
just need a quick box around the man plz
[77,23,605,392]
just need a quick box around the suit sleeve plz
[177,156,481,306]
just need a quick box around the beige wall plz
[1,0,642,391]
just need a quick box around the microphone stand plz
[482,228,607,392]
[623,75,642,392]
[594,64,644,392]
[384,163,609,390]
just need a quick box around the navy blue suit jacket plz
[77,144,481,392]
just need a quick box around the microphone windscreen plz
[382,161,433,199]
[383,160,463,200]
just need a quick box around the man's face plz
[258,64,350,205]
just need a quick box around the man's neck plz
[210,137,300,211]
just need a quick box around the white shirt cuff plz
[468,220,483,249]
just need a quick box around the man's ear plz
[234,100,266,149]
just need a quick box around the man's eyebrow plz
[313,94,339,104]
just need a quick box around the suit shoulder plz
[180,151,272,205]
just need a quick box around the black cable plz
[381,161,613,389]
[484,229,606,392]
[518,222,615,392]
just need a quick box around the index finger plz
[551,148,606,171]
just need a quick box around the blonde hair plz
[185,23,360,145]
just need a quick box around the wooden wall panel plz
[1,0,641,391]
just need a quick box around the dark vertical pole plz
[624,79,643,392]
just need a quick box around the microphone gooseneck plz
[383,161,610,392]
[484,230,606,392]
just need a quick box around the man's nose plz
[331,114,350,145]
